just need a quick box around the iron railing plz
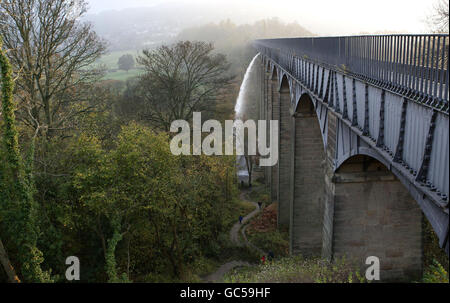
[254,35,449,111]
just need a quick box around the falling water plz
[235,53,260,185]
[234,53,260,118]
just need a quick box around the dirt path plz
[203,260,251,283]
[203,191,261,283]
[230,192,260,246]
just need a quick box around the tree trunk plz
[0,237,21,283]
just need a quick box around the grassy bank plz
[102,69,143,81]
[224,255,367,283]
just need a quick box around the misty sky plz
[87,0,437,35]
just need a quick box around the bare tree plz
[0,0,106,137]
[427,0,449,33]
[136,41,233,131]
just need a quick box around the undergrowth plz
[224,255,367,283]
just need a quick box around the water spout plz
[234,53,260,118]
[235,53,260,184]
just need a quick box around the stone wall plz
[277,80,292,227]
[290,96,325,256]
[330,156,423,281]
[270,77,279,204]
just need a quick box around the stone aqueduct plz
[253,35,449,281]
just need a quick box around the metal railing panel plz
[254,35,449,109]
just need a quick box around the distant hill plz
[177,18,314,76]
[178,18,313,43]
[83,2,313,51]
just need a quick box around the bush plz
[224,255,366,283]
[423,218,449,271]
[28,123,240,282]
[247,185,269,203]
[247,229,289,258]
[422,260,449,283]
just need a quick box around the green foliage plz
[247,229,289,258]
[422,260,449,283]
[44,122,239,281]
[105,217,129,283]
[223,199,255,231]
[247,185,269,204]
[0,40,19,172]
[224,255,366,283]
[0,39,52,282]
[423,217,449,271]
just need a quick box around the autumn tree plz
[69,123,236,280]
[118,54,135,72]
[0,0,106,137]
[136,41,233,131]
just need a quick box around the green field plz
[97,50,142,68]
[97,49,144,81]
[102,69,143,81]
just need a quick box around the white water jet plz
[234,53,260,118]
[235,53,260,183]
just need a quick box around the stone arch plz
[279,73,293,96]
[334,147,390,174]
[280,74,290,93]
[270,64,278,81]
[265,59,272,75]
[296,92,316,111]
[277,74,293,227]
[290,93,326,256]
[327,154,423,282]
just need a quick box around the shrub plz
[422,260,449,283]
[247,230,289,258]
[225,255,366,283]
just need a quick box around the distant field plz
[102,69,144,81]
[96,49,144,81]
[97,49,142,69]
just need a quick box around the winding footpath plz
[203,191,262,283]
